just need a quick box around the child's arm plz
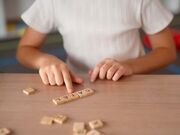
[16,27,83,93]
[125,28,176,74]
[90,28,176,82]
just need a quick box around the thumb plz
[88,69,93,76]
[70,72,84,84]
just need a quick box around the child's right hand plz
[17,27,83,93]
[39,57,83,93]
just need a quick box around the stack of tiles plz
[52,88,95,105]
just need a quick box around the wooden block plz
[23,87,36,95]
[62,95,73,102]
[76,90,84,97]
[52,97,66,105]
[52,88,95,105]
[76,88,94,98]
[68,93,80,100]
[73,122,85,133]
[40,116,54,125]
[53,114,67,124]
[87,130,101,135]
[82,88,94,94]
[81,88,94,97]
[73,130,87,135]
[89,120,104,129]
[0,128,11,135]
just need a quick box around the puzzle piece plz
[23,87,36,95]
[52,88,95,105]
[0,128,11,135]
[87,130,101,135]
[89,120,104,129]
[53,114,67,124]
[40,116,54,125]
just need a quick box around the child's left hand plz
[90,58,133,82]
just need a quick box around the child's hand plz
[39,57,83,93]
[90,58,133,82]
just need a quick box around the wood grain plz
[0,74,180,135]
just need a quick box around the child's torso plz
[53,0,144,72]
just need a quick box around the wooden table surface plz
[0,74,180,135]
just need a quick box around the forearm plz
[125,47,176,74]
[16,46,59,69]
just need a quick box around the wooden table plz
[0,74,180,135]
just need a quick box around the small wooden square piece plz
[89,120,104,129]
[23,87,36,95]
[40,116,54,125]
[69,93,80,100]
[52,97,66,105]
[73,130,87,135]
[53,114,67,124]
[76,88,94,98]
[87,130,101,135]
[73,122,85,133]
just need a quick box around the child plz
[16,0,176,93]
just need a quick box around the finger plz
[53,67,64,86]
[99,63,112,79]
[107,64,119,80]
[91,62,105,82]
[46,71,56,85]
[88,70,93,76]
[39,69,49,85]
[61,67,74,93]
[112,67,125,81]
[71,72,83,84]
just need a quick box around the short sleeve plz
[141,0,173,35]
[21,0,56,33]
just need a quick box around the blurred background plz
[0,0,180,74]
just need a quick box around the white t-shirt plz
[22,0,173,73]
